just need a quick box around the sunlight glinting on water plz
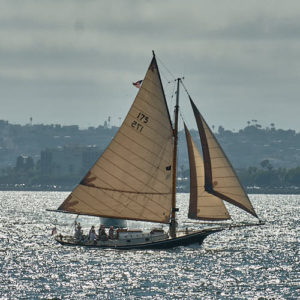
[0,192,299,299]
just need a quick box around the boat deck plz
[55,227,224,250]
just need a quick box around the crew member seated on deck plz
[98,224,108,241]
[108,226,114,240]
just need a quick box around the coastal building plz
[40,145,102,176]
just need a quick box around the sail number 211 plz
[131,112,149,132]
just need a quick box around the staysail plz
[57,55,174,223]
[189,98,258,218]
[184,124,231,220]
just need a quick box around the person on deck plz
[98,224,108,241]
[108,226,114,240]
[89,225,96,241]
[75,223,83,240]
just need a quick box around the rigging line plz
[158,66,172,84]
[169,79,176,100]
[155,55,179,118]
[168,80,177,117]
[180,79,193,99]
[156,54,176,82]
[177,78,192,129]
[179,110,186,125]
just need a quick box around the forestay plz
[57,57,174,223]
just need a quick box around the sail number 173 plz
[131,112,149,132]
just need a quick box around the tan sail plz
[184,124,231,220]
[57,56,174,223]
[189,98,258,218]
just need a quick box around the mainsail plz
[189,97,258,218]
[184,124,231,220]
[57,56,174,223]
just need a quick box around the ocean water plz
[0,192,299,299]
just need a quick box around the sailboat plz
[49,51,262,250]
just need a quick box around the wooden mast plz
[170,78,180,238]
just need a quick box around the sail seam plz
[98,155,168,193]
[78,183,168,222]
[122,123,171,155]
[80,185,159,218]
[103,147,171,191]
[71,188,122,215]
[133,94,172,130]
[111,138,171,178]
[92,161,171,213]
[107,142,170,181]
[128,108,171,139]
[81,184,172,195]
[75,187,167,223]
[117,129,172,166]
[122,115,170,152]
[56,210,169,224]
[122,123,170,154]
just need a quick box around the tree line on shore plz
[1,119,300,171]
[1,119,300,192]
[178,159,300,193]
[0,157,299,193]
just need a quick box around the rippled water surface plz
[0,192,299,299]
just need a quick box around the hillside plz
[1,120,299,170]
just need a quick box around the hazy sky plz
[1,0,300,131]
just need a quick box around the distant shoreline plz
[0,184,299,195]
